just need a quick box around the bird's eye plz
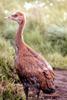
[12,14,18,17]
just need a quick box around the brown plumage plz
[7,12,55,100]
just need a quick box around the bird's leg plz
[36,89,40,100]
[24,87,29,100]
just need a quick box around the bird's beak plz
[5,16,9,19]
[5,15,14,20]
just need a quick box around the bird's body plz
[7,12,55,100]
[15,43,55,91]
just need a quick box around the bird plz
[6,11,55,100]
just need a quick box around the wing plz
[20,45,55,80]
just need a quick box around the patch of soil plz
[54,70,67,100]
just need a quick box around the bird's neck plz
[15,22,25,49]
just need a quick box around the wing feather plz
[21,46,55,80]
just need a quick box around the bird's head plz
[6,12,26,24]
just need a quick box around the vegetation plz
[0,0,67,99]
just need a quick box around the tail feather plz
[42,88,55,94]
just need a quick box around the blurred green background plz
[0,0,67,99]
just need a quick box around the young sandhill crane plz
[7,12,55,100]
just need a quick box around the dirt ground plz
[28,70,67,100]
[54,70,67,100]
